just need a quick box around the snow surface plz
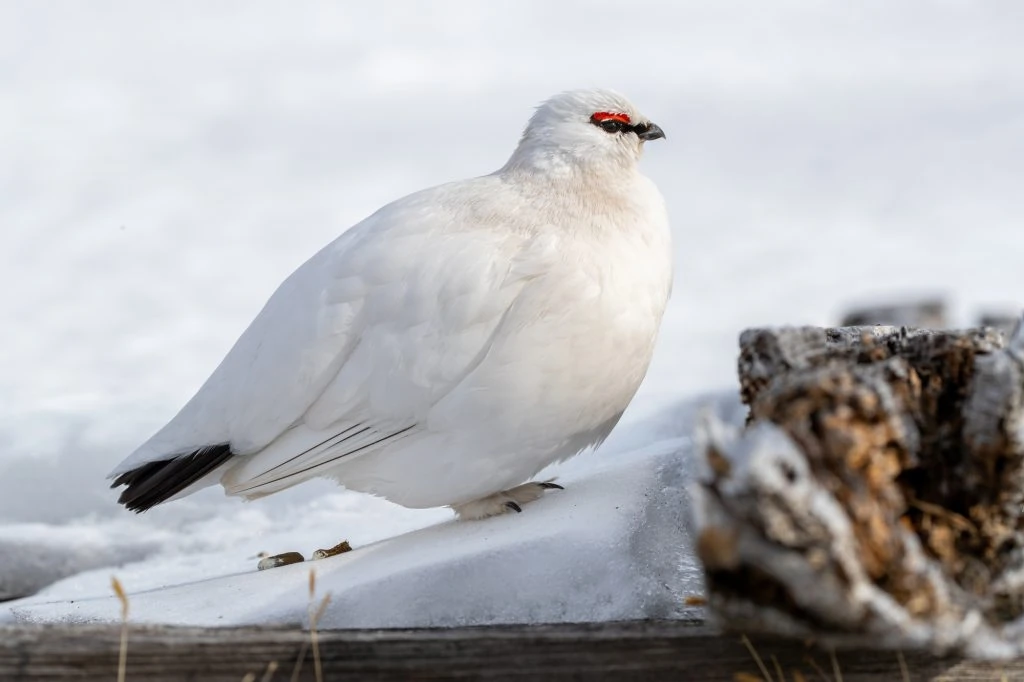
[0,394,729,626]
[2,1,1023,626]
[0,522,162,601]
[5,434,699,627]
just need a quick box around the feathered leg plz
[451,481,564,520]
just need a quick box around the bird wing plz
[112,179,543,501]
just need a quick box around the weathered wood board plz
[0,620,1018,681]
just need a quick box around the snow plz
[4,434,699,627]
[0,521,163,602]
[2,1,1023,627]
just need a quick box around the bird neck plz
[498,143,638,188]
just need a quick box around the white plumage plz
[110,89,672,519]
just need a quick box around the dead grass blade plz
[740,634,774,681]
[111,576,130,682]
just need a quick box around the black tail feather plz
[111,444,234,513]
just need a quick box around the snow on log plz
[695,323,1024,656]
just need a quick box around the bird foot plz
[451,480,564,520]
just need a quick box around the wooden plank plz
[0,621,1018,681]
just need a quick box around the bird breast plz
[427,199,672,448]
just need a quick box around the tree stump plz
[695,323,1024,656]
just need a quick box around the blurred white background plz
[1,1,1022,528]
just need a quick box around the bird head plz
[506,89,665,174]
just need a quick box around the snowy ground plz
[0,395,731,627]
[2,2,1023,625]
[6,430,700,628]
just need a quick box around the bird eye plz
[590,112,632,134]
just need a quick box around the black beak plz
[634,122,666,141]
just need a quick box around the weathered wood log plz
[697,324,1024,657]
[737,325,1004,409]
[840,298,947,329]
[978,311,1020,336]
[0,621,1017,681]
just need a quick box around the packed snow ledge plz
[0,397,732,629]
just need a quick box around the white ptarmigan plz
[110,89,671,521]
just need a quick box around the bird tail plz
[110,444,234,512]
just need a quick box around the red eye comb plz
[592,111,631,125]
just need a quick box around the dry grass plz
[309,569,332,682]
[108,572,317,682]
[260,660,280,682]
[897,650,910,682]
[735,635,921,682]
[829,648,843,682]
[740,634,774,681]
[111,576,130,682]
[288,639,308,682]
[289,568,332,682]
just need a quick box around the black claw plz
[505,501,522,513]
[539,482,564,490]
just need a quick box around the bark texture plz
[697,324,1024,656]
